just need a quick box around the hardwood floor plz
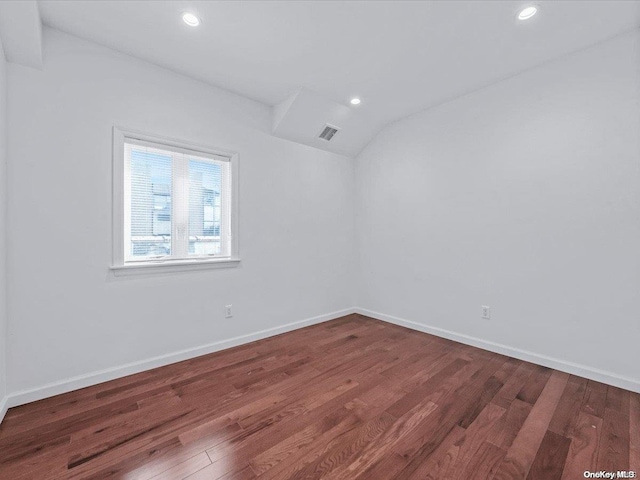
[0,314,638,479]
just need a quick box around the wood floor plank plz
[0,314,637,480]
[561,411,603,480]
[516,365,553,405]
[458,441,505,480]
[203,379,386,477]
[148,451,211,480]
[451,404,507,480]
[117,430,236,480]
[184,462,255,480]
[404,425,467,480]
[389,357,508,478]
[353,452,407,479]
[548,375,588,437]
[261,412,396,480]
[405,402,506,480]
[597,407,630,472]
[385,357,472,419]
[526,430,571,480]
[249,406,359,475]
[486,398,532,450]
[631,393,640,472]
[457,375,504,429]
[582,380,608,418]
[606,385,631,414]
[322,398,439,479]
[394,348,465,394]
[492,370,569,480]
[492,362,536,409]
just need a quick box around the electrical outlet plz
[225,305,233,318]
[481,306,491,320]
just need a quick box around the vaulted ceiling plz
[5,1,640,155]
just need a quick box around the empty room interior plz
[0,0,639,479]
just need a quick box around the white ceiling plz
[0,1,42,69]
[38,0,640,153]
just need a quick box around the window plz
[112,127,239,274]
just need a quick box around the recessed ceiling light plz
[182,12,200,27]
[517,6,538,20]
[350,98,361,105]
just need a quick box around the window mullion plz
[172,153,189,258]
[123,145,132,262]
[220,161,231,257]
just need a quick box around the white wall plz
[5,25,640,405]
[6,28,355,397]
[0,37,8,413]
[355,31,640,390]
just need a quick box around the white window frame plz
[111,126,240,275]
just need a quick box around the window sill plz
[110,258,241,276]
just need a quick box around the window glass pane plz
[189,159,222,255]
[129,148,172,258]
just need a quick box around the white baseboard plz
[355,307,640,394]
[5,308,356,410]
[0,395,8,425]
[4,305,637,422]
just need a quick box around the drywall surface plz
[355,31,640,386]
[0,37,7,412]
[6,28,355,395]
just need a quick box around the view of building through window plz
[189,159,222,255]
[128,148,223,259]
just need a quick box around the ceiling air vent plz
[318,124,340,142]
